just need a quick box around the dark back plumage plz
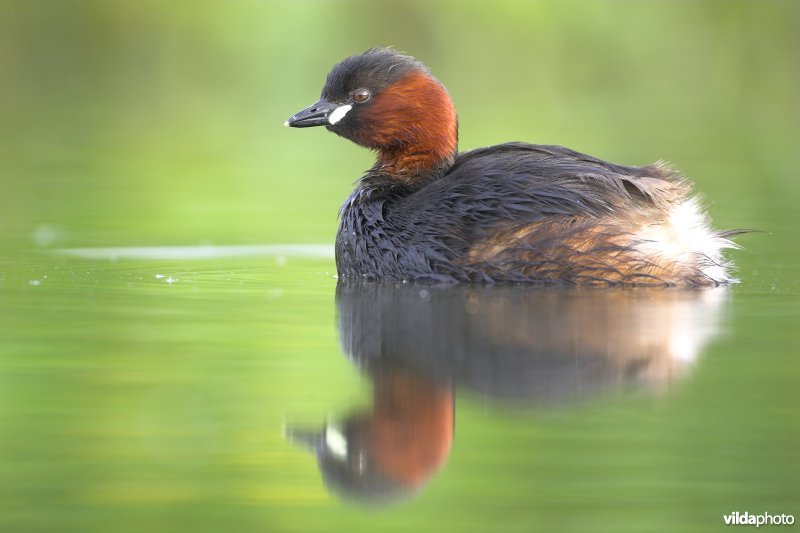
[337,142,706,284]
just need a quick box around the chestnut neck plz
[373,139,457,183]
[362,71,459,188]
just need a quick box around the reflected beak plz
[284,425,324,453]
[284,98,339,128]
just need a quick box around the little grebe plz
[286,48,740,286]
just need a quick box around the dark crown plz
[321,48,429,102]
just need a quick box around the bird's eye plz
[352,88,371,103]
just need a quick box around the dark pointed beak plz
[284,98,338,128]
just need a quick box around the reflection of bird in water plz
[286,367,453,504]
[337,283,727,402]
[287,283,727,504]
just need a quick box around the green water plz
[2,1,799,531]
[1,249,798,532]
[0,246,800,531]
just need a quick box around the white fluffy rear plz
[633,197,739,284]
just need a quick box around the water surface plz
[1,247,797,532]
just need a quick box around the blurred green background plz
[1,0,798,256]
[1,1,799,532]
